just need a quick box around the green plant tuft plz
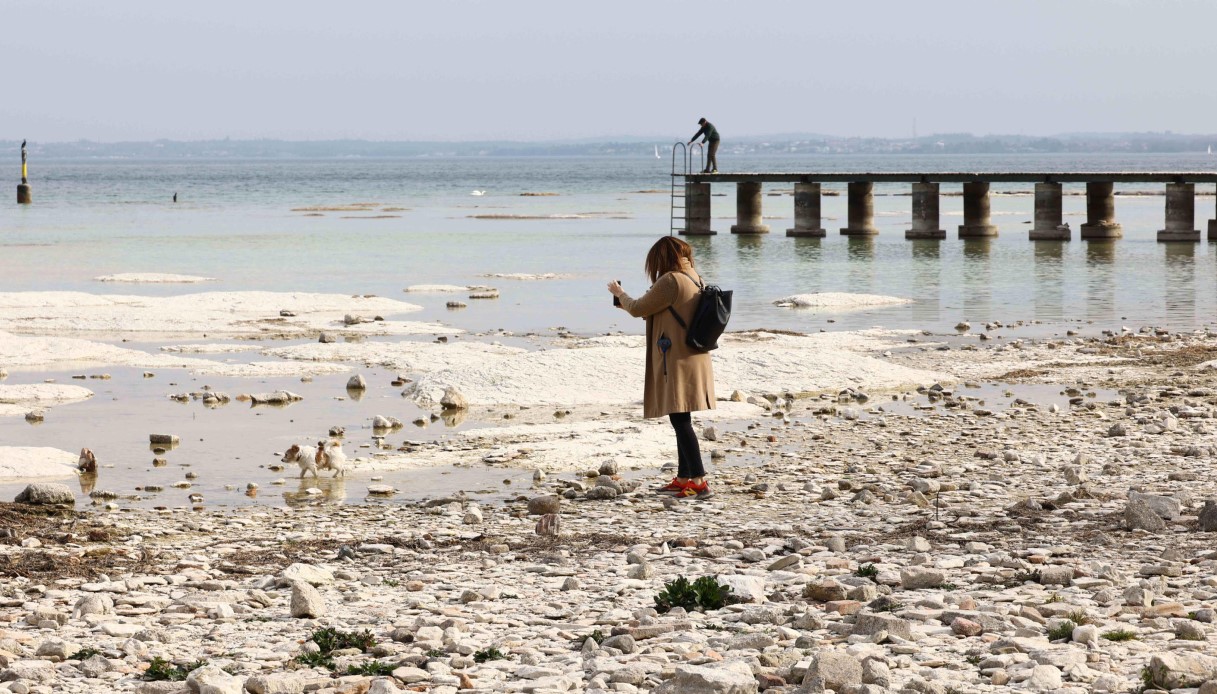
[655,575,740,613]
[1065,609,1092,625]
[425,649,446,658]
[308,627,376,655]
[473,647,509,663]
[1046,620,1076,642]
[1044,593,1064,604]
[1101,629,1137,642]
[855,563,879,578]
[69,647,103,661]
[144,657,209,682]
[294,651,335,670]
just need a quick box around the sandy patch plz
[365,402,763,473]
[404,285,476,293]
[773,293,912,310]
[264,340,526,374]
[160,344,261,354]
[481,273,565,281]
[0,291,447,339]
[404,330,946,408]
[0,447,79,480]
[0,383,94,413]
[0,331,350,378]
[94,273,216,283]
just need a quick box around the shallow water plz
[3,153,1217,336]
[2,153,1216,509]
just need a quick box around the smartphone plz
[612,280,622,307]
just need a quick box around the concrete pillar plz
[958,182,998,237]
[1158,182,1199,242]
[840,181,878,235]
[905,182,944,239]
[786,182,825,237]
[681,182,715,235]
[16,184,31,204]
[1209,186,1217,240]
[1079,182,1122,239]
[1029,182,1069,240]
[730,181,770,234]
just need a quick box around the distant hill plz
[3,132,1217,159]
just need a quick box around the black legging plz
[669,412,705,479]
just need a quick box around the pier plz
[673,172,1217,242]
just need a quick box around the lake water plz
[4,153,1217,336]
[3,152,1217,509]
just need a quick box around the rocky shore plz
[2,329,1217,693]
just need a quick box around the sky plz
[4,0,1216,142]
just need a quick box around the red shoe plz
[678,480,711,498]
[656,478,687,494]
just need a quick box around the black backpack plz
[667,270,732,352]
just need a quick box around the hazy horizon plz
[7,0,1216,142]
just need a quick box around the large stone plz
[1199,500,1217,531]
[72,594,115,619]
[1125,498,1167,531]
[1129,491,1181,520]
[717,575,766,603]
[278,563,333,586]
[185,664,243,694]
[289,581,326,619]
[853,613,912,640]
[13,483,74,505]
[802,651,862,692]
[1036,566,1074,586]
[1024,665,1063,690]
[654,660,757,693]
[900,567,946,590]
[527,495,561,515]
[440,386,468,410]
[1,659,56,682]
[1147,653,1217,689]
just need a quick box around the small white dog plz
[315,439,348,478]
[282,443,319,478]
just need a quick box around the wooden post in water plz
[16,139,31,204]
[786,182,825,237]
[682,182,715,235]
[840,181,878,235]
[1209,185,1217,240]
[1029,182,1069,240]
[1158,182,1199,242]
[906,182,945,239]
[1079,182,1121,239]
[958,182,997,237]
[730,182,769,234]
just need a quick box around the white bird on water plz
[471,190,485,196]
[654,145,661,159]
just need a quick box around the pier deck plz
[672,171,1217,241]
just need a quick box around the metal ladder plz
[669,142,704,236]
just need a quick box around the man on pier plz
[689,118,720,174]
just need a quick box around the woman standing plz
[607,237,715,498]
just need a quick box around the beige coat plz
[618,258,716,418]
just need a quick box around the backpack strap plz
[665,270,703,329]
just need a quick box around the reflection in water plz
[685,235,716,275]
[1164,243,1196,326]
[284,476,347,507]
[733,234,764,283]
[1032,241,1065,323]
[961,239,992,322]
[791,238,823,294]
[441,408,468,428]
[846,237,874,293]
[78,471,97,496]
[345,386,366,402]
[909,240,941,324]
[1085,241,1116,323]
